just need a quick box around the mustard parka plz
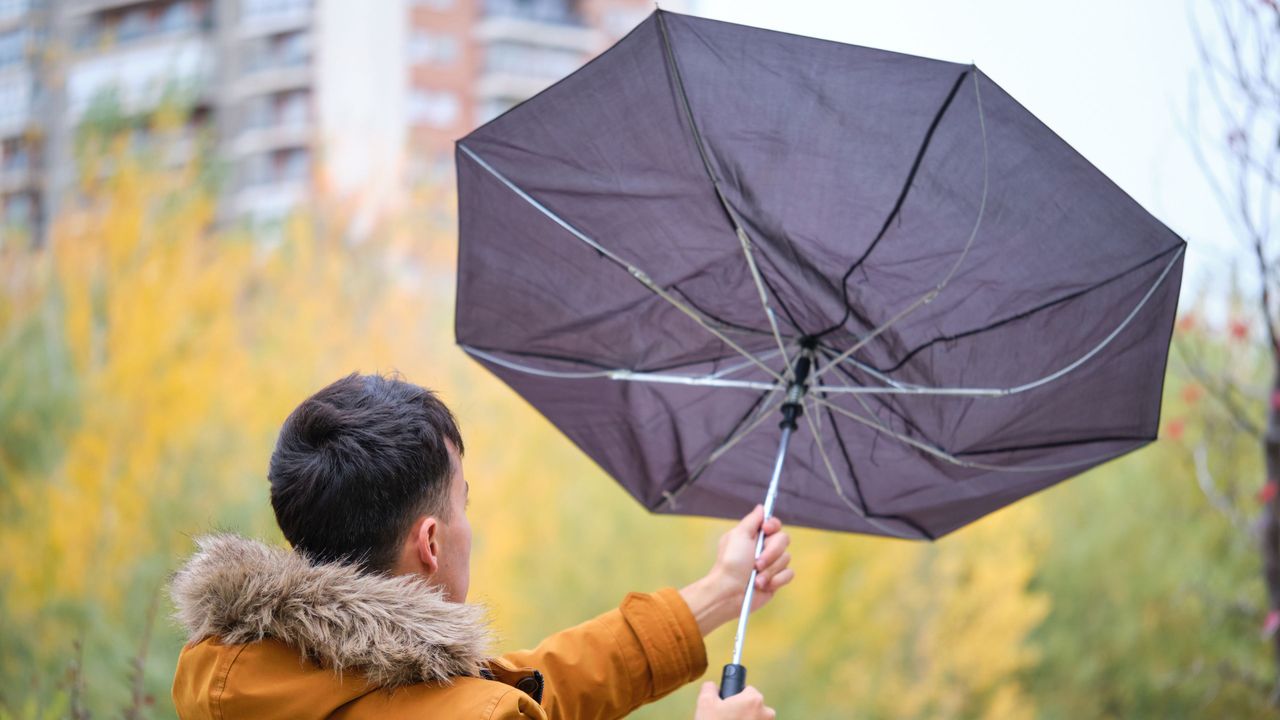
[170,535,708,719]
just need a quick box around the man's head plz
[268,373,471,600]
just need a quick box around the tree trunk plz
[1264,361,1280,703]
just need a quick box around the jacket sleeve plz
[498,587,708,720]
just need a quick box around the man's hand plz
[679,505,794,636]
[694,681,776,720]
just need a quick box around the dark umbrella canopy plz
[454,10,1184,541]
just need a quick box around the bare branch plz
[1173,336,1265,439]
[1193,442,1248,527]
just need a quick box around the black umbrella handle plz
[719,663,747,698]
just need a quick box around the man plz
[171,373,792,719]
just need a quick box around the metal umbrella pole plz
[719,353,810,698]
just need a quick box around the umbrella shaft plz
[731,421,794,666]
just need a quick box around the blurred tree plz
[0,128,459,713]
[1026,344,1272,717]
[1188,0,1280,704]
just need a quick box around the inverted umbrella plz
[454,10,1184,697]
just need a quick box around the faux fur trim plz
[170,534,491,688]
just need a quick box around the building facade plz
[405,0,664,181]
[0,0,681,247]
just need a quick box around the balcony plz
[238,0,312,39]
[232,61,310,98]
[474,72,553,105]
[1,190,39,235]
[0,156,37,193]
[73,0,212,48]
[483,0,583,26]
[66,35,214,120]
[475,38,586,105]
[233,34,311,98]
[230,121,310,156]
[0,72,32,135]
[475,12,599,55]
[68,0,155,16]
[0,2,32,33]
[231,149,308,220]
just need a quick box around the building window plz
[0,78,30,130]
[601,9,646,39]
[484,40,580,79]
[116,6,149,42]
[3,191,35,227]
[484,0,580,25]
[243,89,310,131]
[245,30,310,73]
[408,89,459,128]
[2,137,31,174]
[0,29,26,69]
[0,0,29,25]
[241,0,310,22]
[77,1,210,49]
[407,30,457,66]
[243,147,310,186]
[477,97,518,124]
[160,1,200,34]
[276,89,308,126]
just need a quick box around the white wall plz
[315,0,408,229]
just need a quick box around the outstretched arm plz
[498,587,706,720]
[679,505,794,637]
[498,507,793,720]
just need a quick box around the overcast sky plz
[695,0,1235,299]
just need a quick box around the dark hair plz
[268,372,464,573]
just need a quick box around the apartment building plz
[57,0,322,230]
[406,0,671,180]
[0,0,684,246]
[0,0,53,243]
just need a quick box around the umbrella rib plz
[655,10,795,375]
[464,343,784,376]
[802,395,914,538]
[813,69,990,382]
[708,347,788,379]
[811,245,1184,397]
[822,356,955,457]
[810,394,1139,473]
[458,143,784,384]
[609,371,776,391]
[661,387,786,509]
[823,350,936,443]
[463,345,784,389]
[462,346,616,379]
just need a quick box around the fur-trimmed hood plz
[170,534,491,689]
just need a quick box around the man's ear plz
[416,516,440,575]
